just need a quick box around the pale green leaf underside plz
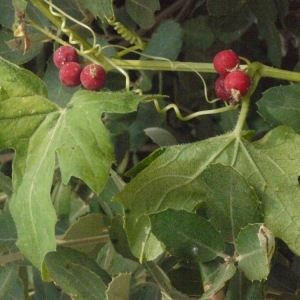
[115,126,300,261]
[0,55,157,269]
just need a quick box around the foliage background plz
[1,0,300,299]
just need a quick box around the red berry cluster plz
[213,50,251,104]
[53,46,107,90]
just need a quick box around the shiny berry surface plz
[213,50,239,76]
[224,70,251,96]
[53,46,79,68]
[59,62,82,87]
[80,64,106,90]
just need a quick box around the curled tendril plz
[43,0,234,121]
[106,17,146,50]
[43,0,101,54]
[140,98,236,121]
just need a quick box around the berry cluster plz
[53,46,107,90]
[213,50,251,104]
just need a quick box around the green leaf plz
[167,262,203,297]
[0,56,158,269]
[150,209,224,262]
[140,20,182,91]
[60,213,105,253]
[248,0,281,66]
[108,215,137,261]
[182,16,215,50]
[0,56,47,97]
[51,182,73,217]
[95,177,124,217]
[0,3,15,29]
[115,126,300,263]
[12,0,27,11]
[206,0,244,17]
[3,277,25,300]
[0,172,13,197]
[0,264,19,299]
[199,262,236,300]
[143,261,172,295]
[0,212,17,248]
[32,267,62,300]
[105,273,131,300]
[124,147,166,178]
[144,127,178,146]
[226,271,264,300]
[125,0,160,29]
[257,21,281,67]
[201,164,262,243]
[45,248,108,300]
[129,101,166,150]
[143,20,182,61]
[257,84,300,133]
[213,5,254,43]
[97,242,140,275]
[236,224,270,281]
[76,0,114,22]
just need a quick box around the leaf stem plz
[233,95,250,137]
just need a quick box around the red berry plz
[215,76,231,101]
[80,64,106,90]
[53,46,79,68]
[213,50,239,76]
[59,62,82,87]
[224,70,251,97]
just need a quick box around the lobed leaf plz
[0,56,158,269]
[115,126,300,262]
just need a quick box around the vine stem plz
[29,0,300,81]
